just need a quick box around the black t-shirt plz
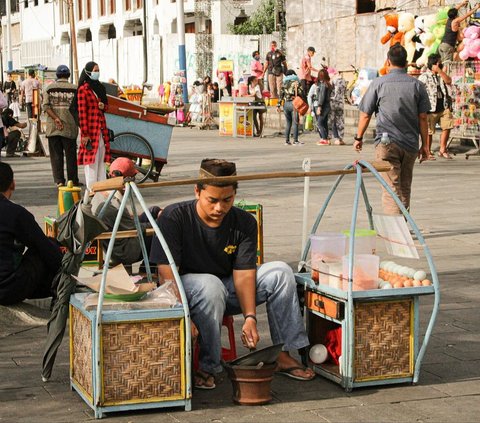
[266,50,286,76]
[0,194,62,282]
[149,200,257,279]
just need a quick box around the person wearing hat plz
[0,162,62,305]
[91,157,162,267]
[299,46,318,102]
[149,158,315,390]
[43,65,80,187]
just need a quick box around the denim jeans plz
[283,101,299,143]
[180,261,309,374]
[315,106,330,139]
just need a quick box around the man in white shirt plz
[21,69,40,119]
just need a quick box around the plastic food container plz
[310,233,347,282]
[342,254,379,291]
[343,229,377,255]
[318,262,343,289]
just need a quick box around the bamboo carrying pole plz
[91,161,391,193]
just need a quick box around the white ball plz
[309,344,329,364]
[414,270,427,281]
[381,282,392,289]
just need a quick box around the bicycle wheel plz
[110,132,154,183]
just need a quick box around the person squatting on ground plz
[149,159,315,389]
[91,157,161,267]
[418,54,454,160]
[438,1,480,62]
[1,108,27,158]
[43,65,80,187]
[0,90,10,153]
[278,70,304,146]
[264,41,287,99]
[308,69,333,145]
[0,162,62,305]
[354,44,430,215]
[247,75,266,137]
[21,69,39,120]
[327,70,347,145]
[298,47,318,103]
[73,61,111,191]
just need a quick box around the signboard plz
[218,60,234,72]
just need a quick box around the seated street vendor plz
[91,157,162,267]
[149,158,315,389]
[0,162,62,305]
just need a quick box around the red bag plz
[324,327,342,365]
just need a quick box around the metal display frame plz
[296,160,440,391]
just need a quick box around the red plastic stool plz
[193,315,237,370]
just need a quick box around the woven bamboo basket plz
[70,305,185,406]
[353,299,413,381]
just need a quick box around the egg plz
[421,279,432,286]
[377,279,385,288]
[380,261,388,270]
[412,279,422,287]
[408,269,416,279]
[414,270,427,281]
[393,281,404,288]
[401,266,411,276]
[403,279,413,287]
[381,282,392,289]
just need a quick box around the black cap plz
[56,65,70,78]
[307,46,316,52]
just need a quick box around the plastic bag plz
[305,114,313,131]
[145,280,179,307]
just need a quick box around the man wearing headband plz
[150,158,314,390]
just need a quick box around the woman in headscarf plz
[75,61,111,190]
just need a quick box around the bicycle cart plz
[105,96,174,183]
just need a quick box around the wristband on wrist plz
[244,314,257,323]
[354,135,363,141]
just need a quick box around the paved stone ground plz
[1,122,479,422]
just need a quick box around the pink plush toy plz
[459,25,480,60]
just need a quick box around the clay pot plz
[224,362,276,405]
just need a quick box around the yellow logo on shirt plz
[224,245,237,254]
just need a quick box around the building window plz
[59,0,69,25]
[357,0,375,14]
[34,0,39,6]
[86,0,92,19]
[125,0,132,11]
[78,0,83,21]
[100,0,106,16]
[24,0,28,8]
[110,0,116,14]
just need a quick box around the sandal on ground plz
[437,151,453,159]
[427,155,436,161]
[275,366,315,381]
[194,370,216,390]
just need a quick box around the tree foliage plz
[228,0,276,35]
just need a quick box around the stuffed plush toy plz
[412,16,426,64]
[416,31,436,67]
[399,12,416,70]
[162,82,171,105]
[459,25,480,60]
[379,13,404,75]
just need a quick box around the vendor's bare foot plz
[275,352,315,381]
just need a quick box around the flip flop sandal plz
[194,370,216,390]
[437,151,453,159]
[275,366,315,381]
